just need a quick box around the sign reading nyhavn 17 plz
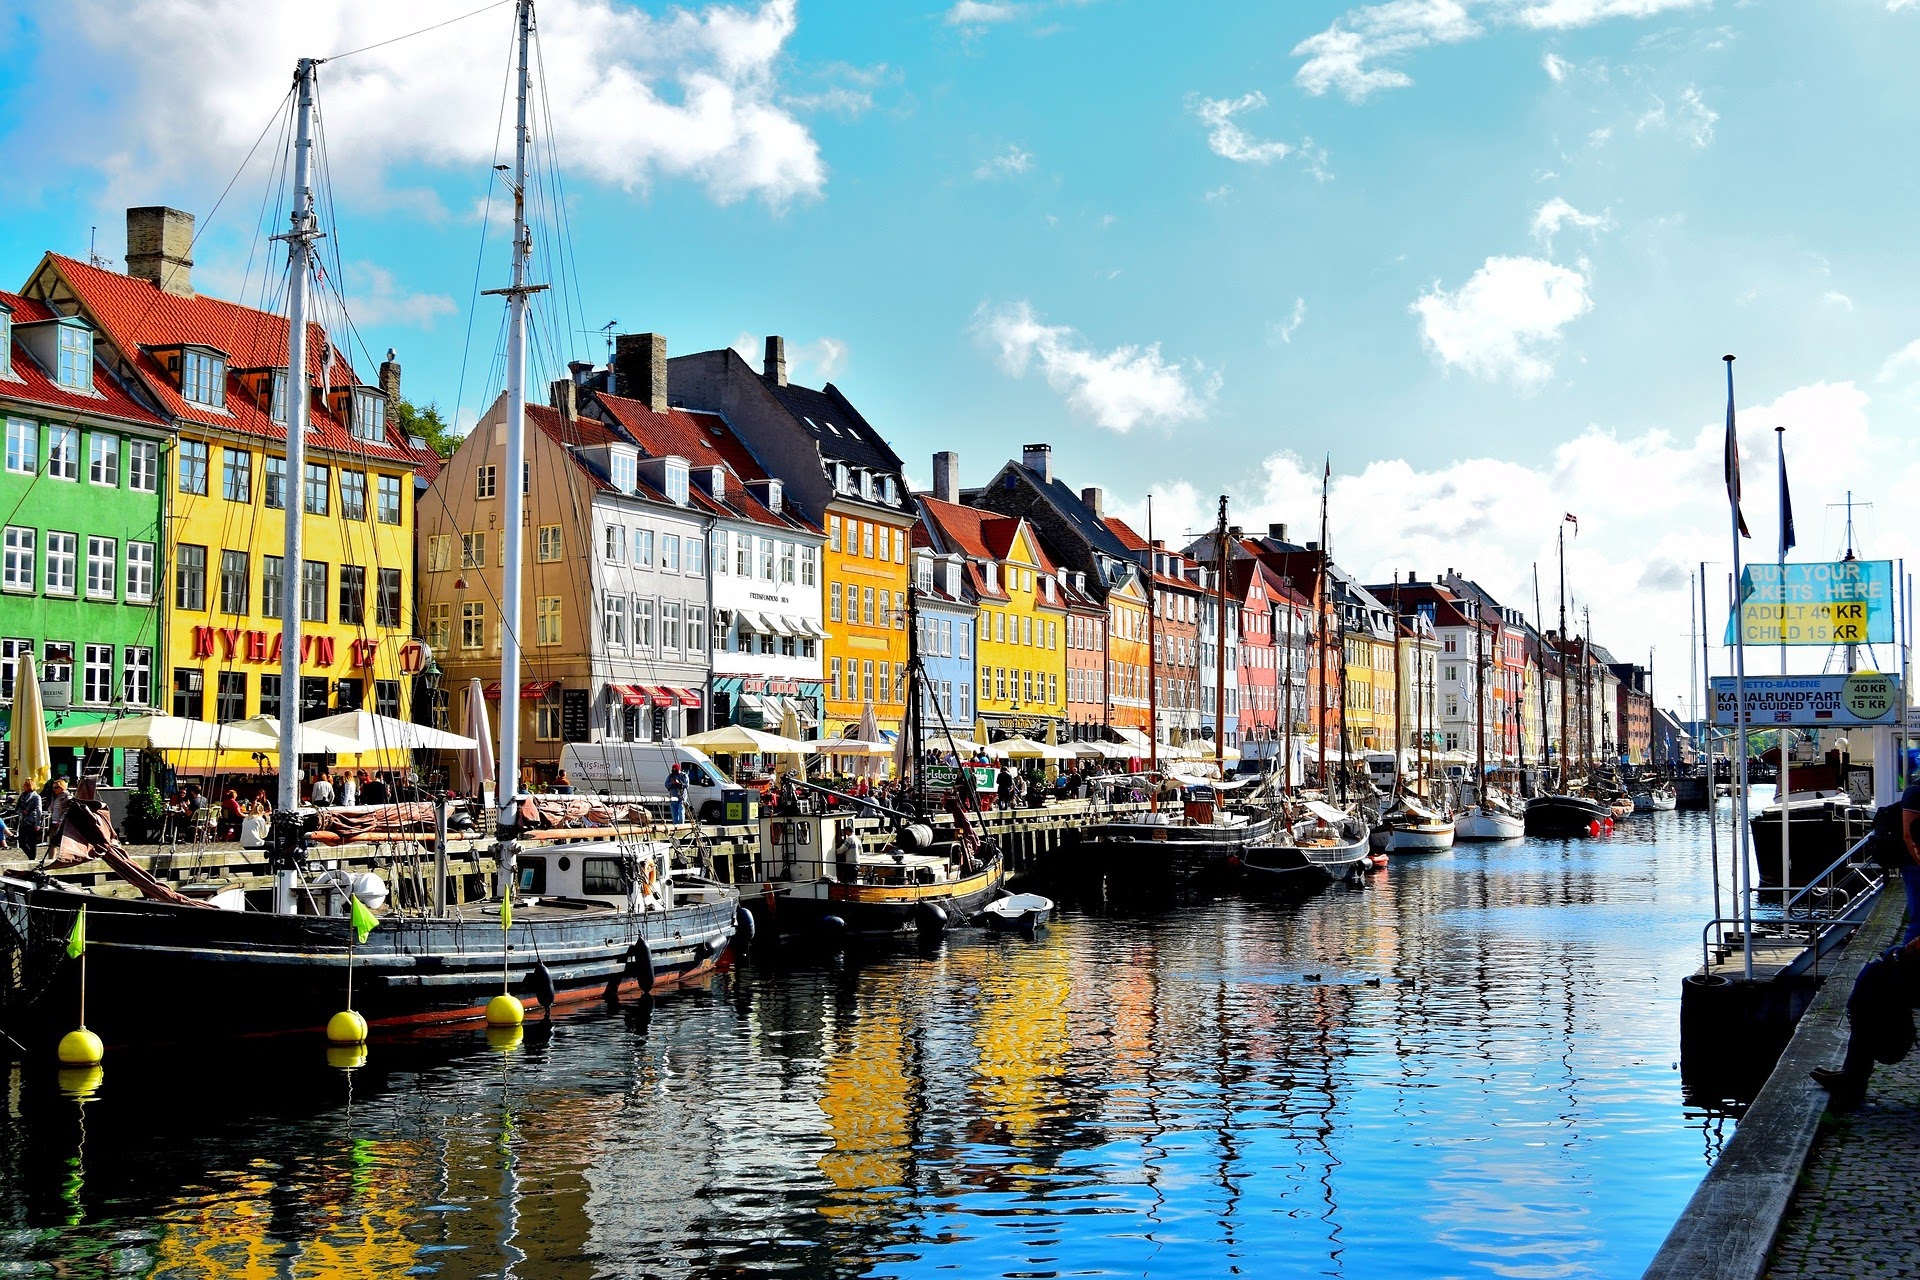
[189,626,383,669]
[1728,559,1895,647]
[1710,672,1901,726]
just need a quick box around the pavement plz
[1765,992,1920,1279]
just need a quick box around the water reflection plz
[0,814,1737,1278]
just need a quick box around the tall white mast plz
[489,0,544,823]
[276,59,320,812]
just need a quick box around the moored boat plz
[1523,792,1612,836]
[1454,803,1525,841]
[982,893,1054,932]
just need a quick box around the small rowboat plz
[982,893,1053,933]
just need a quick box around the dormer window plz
[0,305,12,379]
[610,450,637,494]
[834,461,850,492]
[859,470,874,500]
[56,323,94,392]
[268,370,288,422]
[916,556,933,592]
[946,561,961,597]
[352,387,386,441]
[882,475,899,506]
[664,459,689,507]
[181,348,224,407]
[984,562,999,592]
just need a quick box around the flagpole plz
[1699,565,1721,935]
[1776,425,1791,906]
[1727,355,1755,982]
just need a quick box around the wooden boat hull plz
[1239,835,1370,883]
[0,877,737,1046]
[1523,793,1612,836]
[1454,808,1525,841]
[753,861,1007,936]
[1077,814,1275,879]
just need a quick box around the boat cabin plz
[512,838,671,910]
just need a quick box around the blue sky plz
[3,0,1917,699]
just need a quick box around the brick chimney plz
[1021,443,1052,483]
[378,351,401,429]
[1269,522,1288,541]
[549,377,577,422]
[763,335,787,387]
[932,451,959,503]
[125,206,194,297]
[613,332,668,414]
[1081,486,1104,518]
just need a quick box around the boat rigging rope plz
[318,0,516,65]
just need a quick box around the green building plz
[0,288,171,787]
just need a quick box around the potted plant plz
[125,786,166,844]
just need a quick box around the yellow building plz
[915,498,1065,741]
[822,500,915,735]
[27,217,437,777]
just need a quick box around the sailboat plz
[0,5,737,1045]
[738,583,1005,936]
[1455,604,1522,841]
[1524,519,1611,837]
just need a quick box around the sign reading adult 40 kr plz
[1725,560,1895,647]
[1710,673,1901,726]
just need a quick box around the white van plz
[560,741,732,801]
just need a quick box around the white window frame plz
[122,646,151,709]
[44,531,76,596]
[55,324,92,391]
[5,419,36,475]
[476,464,498,501]
[46,425,78,481]
[181,349,224,407]
[2,527,34,592]
[125,541,155,602]
[85,536,115,600]
[88,433,120,486]
[82,643,113,706]
[603,593,627,649]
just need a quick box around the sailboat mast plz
[1146,495,1160,802]
[1213,494,1229,777]
[276,58,318,812]
[1533,562,1549,781]
[1557,525,1569,787]
[1317,462,1329,788]
[1282,599,1293,794]
[494,0,540,818]
[1474,610,1486,801]
[1391,575,1403,785]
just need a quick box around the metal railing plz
[1698,829,1886,977]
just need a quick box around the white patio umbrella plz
[458,678,496,798]
[681,724,814,754]
[304,709,479,753]
[8,652,49,791]
[854,703,884,779]
[224,715,365,757]
[45,713,280,753]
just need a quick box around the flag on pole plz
[349,895,378,945]
[1778,432,1797,559]
[500,890,512,932]
[66,906,85,958]
[1724,355,1750,539]
[1564,513,1578,537]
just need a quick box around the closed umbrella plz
[9,652,49,791]
[777,704,809,780]
[855,703,884,780]
[459,678,496,798]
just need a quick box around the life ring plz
[641,861,659,895]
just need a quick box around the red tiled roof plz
[591,390,810,532]
[1,290,168,429]
[38,255,435,472]
[1104,516,1149,551]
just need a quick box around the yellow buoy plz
[57,1065,104,1099]
[485,993,525,1027]
[486,1024,524,1053]
[326,1010,369,1045]
[57,1028,103,1067]
[326,1043,369,1072]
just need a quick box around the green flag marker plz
[66,906,84,959]
[500,890,512,932]
[349,896,377,945]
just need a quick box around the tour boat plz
[1749,789,1871,888]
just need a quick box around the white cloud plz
[973,300,1218,433]
[1878,339,1920,383]
[1892,0,1917,11]
[1530,196,1611,249]
[945,0,1024,26]
[1204,184,1235,203]
[1542,51,1569,80]
[1107,380,1885,710]
[341,262,457,329]
[1588,126,1613,147]
[1637,85,1719,147]
[1189,92,1295,164]
[1824,290,1854,311]
[1270,297,1308,345]
[1411,255,1593,388]
[1292,0,1704,101]
[61,0,826,210]
[973,145,1034,179]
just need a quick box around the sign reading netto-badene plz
[1710,672,1901,727]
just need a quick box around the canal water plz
[0,810,1747,1278]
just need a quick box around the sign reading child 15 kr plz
[1724,559,1895,647]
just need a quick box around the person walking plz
[665,764,688,824]
[996,763,1016,811]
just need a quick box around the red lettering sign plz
[218,628,240,660]
[191,626,215,660]
[245,631,270,663]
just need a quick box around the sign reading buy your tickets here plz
[1726,559,1895,647]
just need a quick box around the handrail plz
[1699,828,1885,975]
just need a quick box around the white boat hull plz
[1386,822,1456,853]
[1454,808,1525,841]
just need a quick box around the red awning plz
[634,684,673,707]
[483,679,560,700]
[608,684,651,707]
[669,686,703,708]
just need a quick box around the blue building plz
[911,545,977,743]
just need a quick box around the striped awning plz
[608,684,652,707]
